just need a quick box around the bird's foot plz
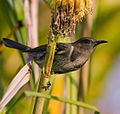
[42,81,51,91]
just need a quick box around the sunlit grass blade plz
[66,71,79,114]
[24,91,100,113]
[29,69,42,114]
[66,73,72,114]
[71,71,78,114]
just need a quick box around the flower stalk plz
[34,0,93,113]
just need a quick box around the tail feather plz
[3,38,31,52]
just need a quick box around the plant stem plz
[23,1,40,113]
[23,0,32,63]
[71,71,79,114]
[31,0,39,83]
[33,35,56,114]
[30,69,42,114]
[24,91,100,113]
[66,73,72,114]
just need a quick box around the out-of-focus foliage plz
[87,0,120,102]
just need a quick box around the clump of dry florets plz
[50,0,92,37]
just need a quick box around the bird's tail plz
[3,38,31,52]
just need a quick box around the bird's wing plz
[28,44,47,52]
[28,43,72,58]
[70,47,81,62]
[27,44,47,59]
[56,43,73,57]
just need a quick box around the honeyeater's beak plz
[94,40,108,47]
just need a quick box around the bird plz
[3,37,107,74]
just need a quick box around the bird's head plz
[73,37,108,54]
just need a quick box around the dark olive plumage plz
[3,37,107,74]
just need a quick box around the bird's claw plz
[42,81,51,91]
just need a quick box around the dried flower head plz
[50,0,93,37]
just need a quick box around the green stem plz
[71,71,78,114]
[66,73,72,114]
[33,37,56,114]
[24,91,100,113]
[42,75,56,114]
[30,69,42,114]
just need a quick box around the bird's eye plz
[83,40,91,44]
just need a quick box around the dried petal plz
[0,62,31,112]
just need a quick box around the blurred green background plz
[0,0,120,114]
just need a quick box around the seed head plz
[50,0,93,37]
